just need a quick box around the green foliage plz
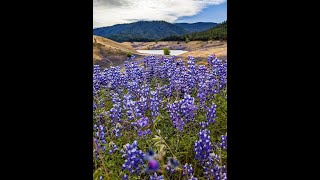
[163,47,170,55]
[185,37,190,43]
[161,21,227,42]
[187,21,227,41]
[126,52,133,57]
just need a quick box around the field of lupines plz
[93,54,227,180]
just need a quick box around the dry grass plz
[93,36,227,69]
[124,40,227,59]
[93,35,143,62]
[93,35,137,53]
[181,44,227,59]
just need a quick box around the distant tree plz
[127,52,133,57]
[185,37,190,43]
[163,47,170,55]
[175,21,227,41]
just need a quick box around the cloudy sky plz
[93,0,227,28]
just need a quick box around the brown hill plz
[93,35,141,68]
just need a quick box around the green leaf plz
[93,169,100,180]
[152,135,161,141]
[153,115,161,126]
[154,141,164,146]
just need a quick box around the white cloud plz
[93,0,226,28]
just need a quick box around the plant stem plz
[154,125,177,159]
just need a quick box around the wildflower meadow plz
[93,55,227,180]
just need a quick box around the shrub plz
[185,37,190,43]
[163,47,170,55]
[127,52,133,57]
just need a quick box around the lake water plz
[137,50,188,56]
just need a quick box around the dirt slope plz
[93,35,143,68]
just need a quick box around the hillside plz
[186,21,227,41]
[93,21,189,42]
[175,22,217,32]
[160,21,227,41]
[127,40,227,61]
[93,35,140,68]
[93,21,218,42]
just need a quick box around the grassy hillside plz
[160,21,227,41]
[93,35,136,53]
[93,35,140,68]
[175,22,217,32]
[186,21,227,41]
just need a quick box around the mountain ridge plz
[93,21,217,42]
[174,22,217,32]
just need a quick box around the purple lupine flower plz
[138,129,151,137]
[93,137,99,159]
[123,93,141,121]
[93,124,107,155]
[203,150,227,180]
[168,158,180,169]
[99,98,105,108]
[135,117,150,128]
[197,81,207,108]
[147,159,160,172]
[187,56,197,90]
[206,103,217,124]
[188,176,198,180]
[221,165,227,180]
[149,172,164,180]
[138,96,148,114]
[196,65,208,108]
[166,166,176,174]
[93,102,97,111]
[213,163,221,180]
[167,94,196,132]
[194,129,213,164]
[220,134,227,150]
[120,141,145,175]
[113,127,122,138]
[108,142,118,154]
[131,117,151,138]
[182,163,194,177]
[167,102,184,132]
[122,174,128,180]
[93,65,102,94]
[199,121,209,129]
[144,149,157,161]
[143,149,160,173]
[150,91,160,120]
[109,93,122,127]
[179,94,197,123]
